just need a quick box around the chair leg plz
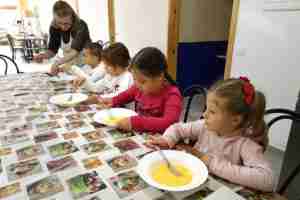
[277,163,300,195]
[12,49,15,60]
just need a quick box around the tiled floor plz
[1,44,285,188]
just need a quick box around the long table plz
[0,73,286,200]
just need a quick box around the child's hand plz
[33,53,48,63]
[97,96,112,109]
[116,117,132,131]
[72,77,86,89]
[84,94,100,105]
[50,63,64,75]
[145,135,171,150]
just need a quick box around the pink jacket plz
[163,120,274,192]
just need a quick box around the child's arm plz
[163,120,205,147]
[82,75,109,93]
[69,65,89,78]
[130,93,182,133]
[207,139,274,192]
[111,86,137,106]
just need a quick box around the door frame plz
[166,0,240,80]
[167,0,181,80]
[224,0,240,79]
[108,0,116,43]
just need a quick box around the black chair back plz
[265,108,300,195]
[183,85,207,122]
[0,54,22,75]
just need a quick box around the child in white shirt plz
[65,42,105,82]
[73,42,133,98]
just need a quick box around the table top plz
[0,72,286,200]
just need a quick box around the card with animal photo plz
[5,107,26,115]
[34,131,58,143]
[36,121,61,132]
[48,141,79,158]
[66,113,85,122]
[0,132,30,146]
[13,91,31,97]
[90,121,106,128]
[0,147,12,156]
[48,113,63,120]
[2,116,22,124]
[237,188,273,200]
[10,123,33,134]
[17,144,45,160]
[0,182,22,199]
[25,114,47,123]
[183,187,214,200]
[210,174,242,191]
[63,131,80,140]
[82,130,106,142]
[86,196,101,200]
[28,104,48,114]
[47,156,78,173]
[27,175,64,200]
[67,171,107,199]
[82,156,103,170]
[108,170,148,198]
[64,120,89,131]
[81,140,111,155]
[107,129,135,140]
[113,139,141,153]
[74,105,92,112]
[107,154,137,173]
[6,158,43,181]
[136,150,154,160]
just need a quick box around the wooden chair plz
[265,108,300,196]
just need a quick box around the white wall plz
[180,0,232,42]
[231,0,300,150]
[78,0,109,42]
[114,0,168,56]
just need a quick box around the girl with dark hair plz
[94,47,183,134]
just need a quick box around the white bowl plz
[50,93,88,107]
[93,108,137,127]
[137,150,208,192]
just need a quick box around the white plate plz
[137,150,208,192]
[49,73,75,82]
[93,108,137,127]
[49,93,88,107]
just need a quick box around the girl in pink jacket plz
[147,77,274,192]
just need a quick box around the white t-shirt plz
[83,70,134,98]
[68,62,106,82]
